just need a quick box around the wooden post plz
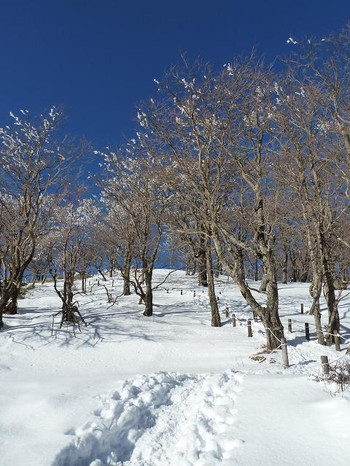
[225,307,230,318]
[232,314,236,327]
[305,323,310,341]
[335,333,341,351]
[97,280,100,286]
[321,355,330,375]
[193,290,196,297]
[247,320,253,337]
[281,337,289,368]
[288,319,292,333]
[180,289,183,295]
[300,303,304,314]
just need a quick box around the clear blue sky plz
[0,0,349,148]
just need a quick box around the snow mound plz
[53,370,244,466]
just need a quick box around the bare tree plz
[138,57,287,342]
[100,142,167,316]
[0,108,74,329]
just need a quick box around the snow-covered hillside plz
[0,270,349,465]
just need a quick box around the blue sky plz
[0,0,349,148]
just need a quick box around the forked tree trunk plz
[211,223,284,350]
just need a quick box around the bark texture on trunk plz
[143,270,153,316]
[123,248,132,296]
[206,240,221,327]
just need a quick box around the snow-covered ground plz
[0,270,349,465]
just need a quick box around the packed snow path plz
[53,370,244,466]
[1,271,350,465]
[53,369,350,466]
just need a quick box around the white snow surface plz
[0,270,350,465]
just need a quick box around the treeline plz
[1,27,349,351]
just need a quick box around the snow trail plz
[53,370,244,466]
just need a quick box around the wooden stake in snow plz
[281,337,289,368]
[247,319,253,337]
[321,355,330,375]
[193,290,196,297]
[288,319,292,333]
[335,333,341,351]
[232,314,236,327]
[180,289,183,295]
[225,307,230,318]
[301,303,304,314]
[305,323,310,341]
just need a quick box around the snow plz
[0,270,349,465]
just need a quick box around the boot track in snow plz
[53,370,244,466]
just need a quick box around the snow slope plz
[0,271,349,465]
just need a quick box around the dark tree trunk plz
[143,270,153,316]
[254,259,259,281]
[81,272,87,293]
[282,251,288,284]
[123,248,131,296]
[98,269,107,281]
[324,278,340,345]
[198,234,208,287]
[206,240,221,327]
[186,250,191,275]
[215,258,222,278]
[1,282,21,316]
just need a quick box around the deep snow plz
[0,270,349,465]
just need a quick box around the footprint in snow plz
[52,370,244,466]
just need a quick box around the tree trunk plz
[198,234,208,287]
[254,259,259,281]
[81,272,87,293]
[259,268,268,292]
[206,240,221,327]
[143,270,153,316]
[282,251,288,284]
[1,282,20,316]
[123,248,131,296]
[186,250,191,275]
[211,224,284,350]
[324,278,340,345]
[309,279,325,344]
